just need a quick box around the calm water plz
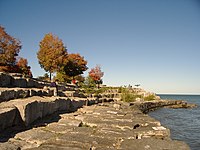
[149,95,200,150]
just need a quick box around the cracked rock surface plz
[0,102,190,150]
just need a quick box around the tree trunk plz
[49,72,52,81]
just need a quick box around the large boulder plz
[0,105,23,132]
[8,97,72,126]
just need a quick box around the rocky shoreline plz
[0,73,196,149]
[0,98,194,150]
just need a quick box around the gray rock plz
[0,105,22,132]
[0,90,15,102]
[0,73,13,87]
[0,96,191,150]
[4,97,72,126]
[120,138,190,150]
[30,89,38,97]
[14,127,56,148]
[0,141,21,150]
[15,89,30,98]
[0,89,31,103]
[70,99,85,110]
[113,103,121,110]
[12,78,27,88]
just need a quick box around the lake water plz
[149,95,200,150]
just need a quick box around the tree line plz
[0,25,104,86]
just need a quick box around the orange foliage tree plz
[37,33,67,80]
[0,25,21,66]
[16,57,32,77]
[63,53,88,81]
[89,65,104,87]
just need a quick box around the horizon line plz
[156,93,200,95]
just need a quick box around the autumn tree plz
[16,57,32,77]
[37,33,67,80]
[0,25,21,66]
[89,65,104,88]
[62,53,88,81]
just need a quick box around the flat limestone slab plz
[14,127,56,148]
[0,101,191,150]
[0,88,54,103]
[0,141,21,150]
[120,138,190,150]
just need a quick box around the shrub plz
[121,88,141,102]
[118,87,125,93]
[144,94,156,101]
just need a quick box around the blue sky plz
[0,0,200,94]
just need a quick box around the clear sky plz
[0,0,200,94]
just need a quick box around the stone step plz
[0,96,114,132]
[0,72,76,91]
[1,96,79,126]
[0,88,55,103]
[0,72,46,88]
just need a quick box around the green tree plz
[0,25,21,66]
[81,76,96,96]
[37,33,67,80]
[80,76,107,98]
[56,71,71,83]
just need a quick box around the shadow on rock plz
[0,109,78,143]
